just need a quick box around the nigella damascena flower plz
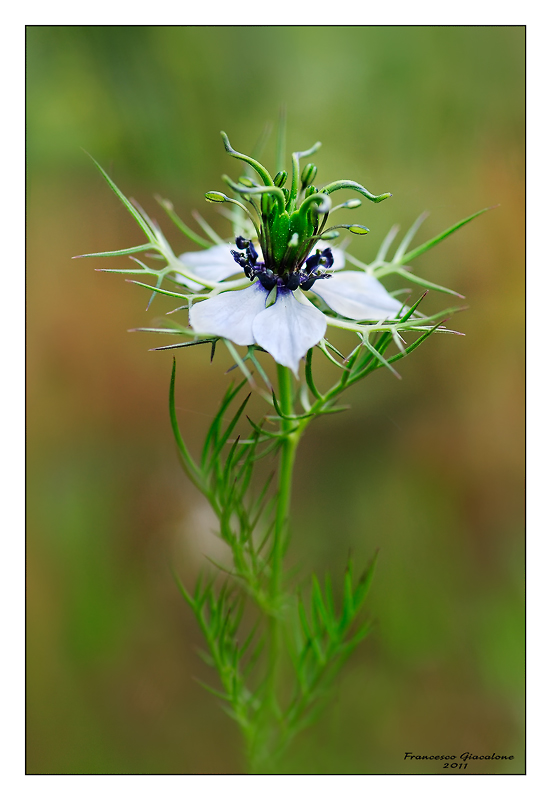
[176,132,402,375]
[178,240,403,376]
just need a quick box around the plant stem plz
[251,365,299,772]
[271,364,299,599]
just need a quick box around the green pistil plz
[208,132,392,277]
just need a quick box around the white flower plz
[189,282,327,377]
[181,244,403,377]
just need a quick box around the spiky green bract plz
[344,206,495,298]
[73,153,250,298]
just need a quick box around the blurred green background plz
[26,26,525,774]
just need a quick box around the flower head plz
[77,131,471,381]
[185,132,401,375]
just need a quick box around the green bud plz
[238,176,255,188]
[205,191,227,203]
[274,170,288,187]
[348,224,370,235]
[304,185,317,198]
[342,199,362,209]
[320,230,340,240]
[301,163,317,187]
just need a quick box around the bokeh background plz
[26,26,525,774]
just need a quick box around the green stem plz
[251,365,299,773]
[271,364,299,598]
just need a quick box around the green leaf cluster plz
[174,574,262,737]
[168,357,382,770]
[282,557,377,747]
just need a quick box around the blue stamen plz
[300,273,331,291]
[284,273,301,291]
[247,241,259,265]
[233,236,333,293]
[235,236,249,250]
[305,251,321,275]
[257,271,277,290]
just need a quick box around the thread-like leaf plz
[208,393,251,470]
[305,349,323,400]
[201,378,248,468]
[317,339,349,370]
[271,391,313,421]
[172,569,195,609]
[151,338,217,352]
[397,291,429,323]
[127,279,191,301]
[75,243,155,259]
[169,359,202,486]
[341,568,355,632]
[399,206,494,265]
[353,551,378,610]
[85,152,157,242]
[224,340,255,386]
[387,321,443,364]
[394,268,464,298]
[362,337,401,380]
[393,212,430,262]
[311,575,330,633]
[194,678,230,702]
[192,209,226,245]
[324,575,335,621]
[156,196,212,248]
[375,224,400,262]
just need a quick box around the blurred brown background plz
[26,26,525,774]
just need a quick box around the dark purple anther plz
[257,271,277,290]
[235,236,249,250]
[321,248,334,268]
[285,273,301,291]
[300,272,331,291]
[247,241,259,265]
[304,251,321,275]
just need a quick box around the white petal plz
[175,243,241,289]
[310,271,403,320]
[189,283,268,346]
[307,245,345,271]
[331,247,346,271]
[252,289,327,377]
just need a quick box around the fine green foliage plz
[168,358,383,768]
[284,557,377,742]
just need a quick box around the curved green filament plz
[296,142,323,160]
[321,179,392,203]
[288,142,322,212]
[222,174,286,216]
[208,192,262,239]
[297,192,331,223]
[307,223,369,250]
[221,131,274,187]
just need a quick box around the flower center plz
[231,237,333,292]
